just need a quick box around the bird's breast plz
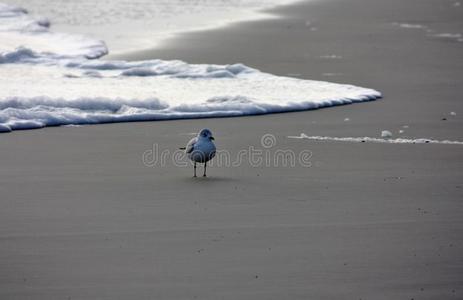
[188,142,216,163]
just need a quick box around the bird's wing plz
[185,137,197,153]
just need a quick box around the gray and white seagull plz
[181,129,216,177]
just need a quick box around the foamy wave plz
[0,3,107,58]
[1,0,301,54]
[0,77,380,131]
[288,133,463,145]
[0,2,382,133]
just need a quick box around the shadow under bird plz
[180,129,216,177]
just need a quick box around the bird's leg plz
[193,162,197,177]
[203,161,207,177]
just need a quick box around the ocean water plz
[0,1,381,133]
[1,0,300,54]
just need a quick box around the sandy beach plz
[1,0,463,299]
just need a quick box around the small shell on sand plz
[381,130,393,138]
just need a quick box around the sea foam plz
[288,133,463,145]
[1,0,303,54]
[0,2,382,133]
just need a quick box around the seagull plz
[181,129,216,177]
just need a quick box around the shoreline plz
[0,0,383,134]
[2,0,305,57]
[112,0,463,141]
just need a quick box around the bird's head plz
[199,128,215,141]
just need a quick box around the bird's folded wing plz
[186,137,197,153]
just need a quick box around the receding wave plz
[0,3,381,133]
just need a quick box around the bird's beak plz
[210,136,215,141]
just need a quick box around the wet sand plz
[1,0,463,299]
